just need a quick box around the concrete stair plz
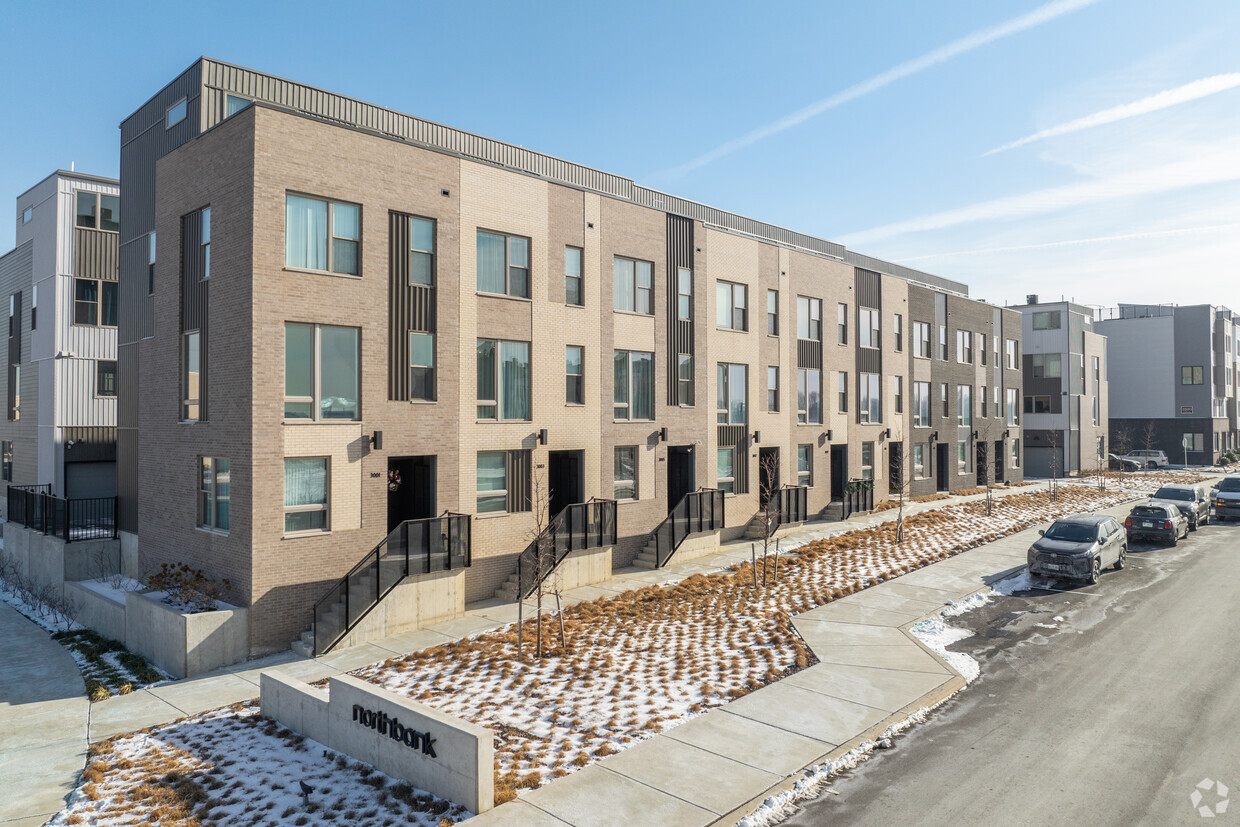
[290,569,379,657]
[632,538,660,570]
[494,572,523,603]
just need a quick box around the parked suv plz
[1121,450,1170,469]
[1149,484,1210,530]
[1124,503,1189,546]
[1028,514,1127,585]
[1212,475,1240,522]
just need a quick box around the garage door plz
[66,461,117,500]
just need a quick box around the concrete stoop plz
[631,530,721,571]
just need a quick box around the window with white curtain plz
[566,246,583,306]
[797,296,822,341]
[860,308,880,349]
[284,457,328,533]
[860,373,880,423]
[716,281,748,331]
[957,385,972,426]
[614,350,654,420]
[477,339,531,421]
[410,332,435,402]
[477,230,530,297]
[678,268,693,320]
[410,217,435,285]
[285,194,359,275]
[677,353,694,406]
[797,368,822,424]
[913,381,931,427]
[614,257,653,314]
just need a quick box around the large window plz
[1032,353,1062,378]
[861,442,874,480]
[797,445,812,486]
[477,339,531,421]
[766,290,779,335]
[285,194,360,275]
[1006,339,1019,369]
[614,447,637,500]
[1182,432,1205,452]
[75,191,120,232]
[837,303,848,344]
[913,381,931,427]
[860,373,880,423]
[941,383,949,417]
[284,457,328,533]
[614,257,654,314]
[477,231,530,298]
[956,330,973,364]
[182,331,200,421]
[1006,388,1019,425]
[410,217,435,286]
[716,281,748,331]
[410,332,435,402]
[860,308,880,349]
[565,246,583,306]
[913,443,926,479]
[97,360,117,397]
[717,363,748,425]
[767,366,779,412]
[30,284,36,331]
[148,231,156,295]
[797,296,822,341]
[1011,439,1021,469]
[678,268,693,320]
[1032,311,1061,330]
[1024,396,1051,413]
[566,345,584,405]
[914,321,931,358]
[614,350,654,420]
[957,441,969,474]
[285,323,361,421]
[73,279,117,326]
[957,385,972,426]
[199,457,230,533]
[838,371,848,413]
[938,325,948,360]
[797,369,822,424]
[1181,366,1204,385]
[476,452,508,513]
[717,448,736,494]
[677,354,694,406]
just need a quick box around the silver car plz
[1028,514,1128,585]
[1149,484,1210,530]
[1212,475,1240,522]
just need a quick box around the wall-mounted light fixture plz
[1003,429,1011,439]
[883,428,891,439]
[929,431,939,443]
[971,430,979,440]
[367,431,383,450]
[825,430,833,441]
[538,429,548,445]
[659,427,669,442]
[752,431,761,444]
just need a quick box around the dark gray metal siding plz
[388,212,436,401]
[181,209,209,420]
[797,339,822,370]
[718,424,749,494]
[666,214,694,405]
[74,229,119,281]
[62,426,118,463]
[855,268,882,382]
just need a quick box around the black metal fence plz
[841,480,875,520]
[6,485,116,542]
[516,499,617,599]
[652,488,725,568]
[765,485,809,531]
[312,512,471,656]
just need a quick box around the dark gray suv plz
[1028,514,1127,585]
[1149,484,1209,530]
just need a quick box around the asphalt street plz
[785,521,1240,827]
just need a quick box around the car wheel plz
[1148,461,1157,470]
[1190,517,1198,532]
[1169,530,1178,547]
[1115,546,1126,571]
[1088,557,1101,585]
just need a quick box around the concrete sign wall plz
[260,672,494,814]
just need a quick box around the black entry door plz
[547,450,584,518]
[976,441,988,486]
[758,447,780,506]
[667,446,695,511]
[888,442,903,494]
[388,456,435,533]
[830,445,847,501]
[936,444,949,491]
[995,440,1004,483]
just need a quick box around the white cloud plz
[984,74,1240,155]
[896,222,1240,262]
[649,0,1101,180]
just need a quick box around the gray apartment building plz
[1096,304,1239,465]
[114,58,1023,658]
[1013,297,1109,477]
[0,170,120,514]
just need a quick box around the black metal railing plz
[651,488,725,568]
[841,479,875,520]
[6,485,116,542]
[312,512,471,656]
[515,498,617,600]
[763,485,809,532]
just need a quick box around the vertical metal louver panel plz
[388,212,436,401]
[74,229,120,281]
[666,214,694,405]
[506,450,531,512]
[181,210,209,419]
[718,425,749,494]
[797,339,822,370]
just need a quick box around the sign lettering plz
[353,704,437,757]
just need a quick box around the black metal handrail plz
[841,479,874,519]
[6,485,116,542]
[312,512,471,656]
[762,485,809,532]
[515,498,617,600]
[651,488,725,568]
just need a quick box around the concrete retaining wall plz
[261,671,494,814]
[336,568,465,651]
[125,591,248,679]
[552,545,612,591]
[667,530,721,565]
[0,523,119,591]
[64,581,128,643]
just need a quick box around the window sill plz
[283,530,331,540]
[475,420,533,425]
[565,303,585,309]
[476,291,532,304]
[715,326,749,334]
[612,420,655,425]
[283,266,361,280]
[474,511,515,520]
[179,419,203,425]
[565,403,586,408]
[408,399,437,405]
[196,526,229,537]
[282,419,360,425]
[615,309,655,319]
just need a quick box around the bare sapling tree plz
[757,451,782,586]
[890,431,915,542]
[1047,429,1063,501]
[517,468,567,661]
[982,434,996,517]
[1141,420,1158,472]
[1112,425,1133,476]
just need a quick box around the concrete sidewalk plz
[0,602,88,827]
[468,497,1145,827]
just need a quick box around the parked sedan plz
[1108,453,1141,472]
[1028,514,1127,585]
[1211,475,1240,522]
[1149,484,1210,530]
[1124,503,1190,546]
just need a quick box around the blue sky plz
[1,0,1237,309]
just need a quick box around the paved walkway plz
[0,602,88,827]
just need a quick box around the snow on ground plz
[49,703,469,827]
[911,616,980,683]
[992,568,1037,596]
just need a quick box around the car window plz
[1132,506,1169,518]
[1045,522,1098,542]
[1219,478,1240,492]
[1153,488,1192,501]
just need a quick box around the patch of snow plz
[942,591,991,617]
[76,577,145,603]
[911,616,979,682]
[992,568,1036,596]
